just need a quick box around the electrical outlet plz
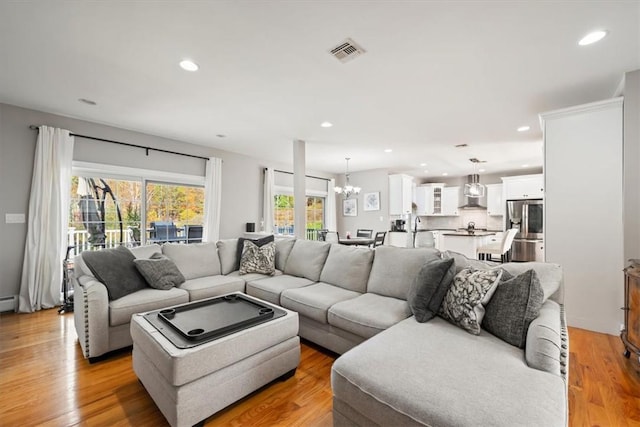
[620,323,625,332]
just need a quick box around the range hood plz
[459,174,486,209]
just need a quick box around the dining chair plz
[476,228,519,262]
[356,229,373,238]
[373,231,386,247]
[317,229,329,241]
[184,225,203,244]
[414,231,435,248]
[325,231,339,243]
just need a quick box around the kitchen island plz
[441,231,496,259]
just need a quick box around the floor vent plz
[0,295,16,313]
[329,38,366,63]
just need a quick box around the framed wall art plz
[363,192,380,211]
[343,198,357,216]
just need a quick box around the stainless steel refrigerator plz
[507,199,544,262]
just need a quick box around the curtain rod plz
[268,168,330,182]
[29,125,209,161]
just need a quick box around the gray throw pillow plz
[134,252,186,290]
[82,245,148,300]
[408,258,455,322]
[439,267,503,335]
[235,235,275,270]
[483,269,544,348]
[239,241,276,275]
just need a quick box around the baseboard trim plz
[0,295,17,313]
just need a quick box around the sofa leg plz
[277,368,297,382]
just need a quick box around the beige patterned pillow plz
[439,267,503,334]
[239,240,276,275]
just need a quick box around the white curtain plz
[18,126,74,312]
[203,157,222,242]
[263,168,275,233]
[326,178,337,231]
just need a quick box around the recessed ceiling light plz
[179,59,199,71]
[478,168,486,173]
[320,121,333,128]
[578,30,608,46]
[442,172,448,176]
[424,170,429,173]
[216,134,226,138]
[384,149,392,153]
[78,98,97,106]
[517,126,530,132]
[522,164,529,168]
[420,163,427,167]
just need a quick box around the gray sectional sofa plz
[72,238,568,426]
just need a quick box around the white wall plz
[542,98,624,335]
[336,169,390,237]
[0,103,333,299]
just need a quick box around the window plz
[69,162,206,254]
[69,176,142,254]
[273,193,325,240]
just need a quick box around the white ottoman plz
[131,292,300,427]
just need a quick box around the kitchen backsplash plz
[420,210,504,231]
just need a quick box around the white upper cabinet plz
[502,174,544,200]
[441,187,460,216]
[389,174,413,215]
[486,183,504,216]
[416,184,458,216]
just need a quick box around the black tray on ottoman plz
[143,293,287,349]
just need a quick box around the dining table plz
[338,237,375,246]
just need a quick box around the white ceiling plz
[0,1,638,178]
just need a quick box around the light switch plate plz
[5,213,25,224]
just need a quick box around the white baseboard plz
[0,295,16,313]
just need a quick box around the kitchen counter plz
[441,231,496,259]
[442,231,496,237]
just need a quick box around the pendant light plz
[334,157,361,198]
[464,158,485,198]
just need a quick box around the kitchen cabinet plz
[387,231,411,247]
[502,175,543,200]
[416,184,444,215]
[389,174,413,216]
[441,187,460,216]
[486,183,504,216]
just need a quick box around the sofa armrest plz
[73,275,110,359]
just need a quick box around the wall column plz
[293,140,306,239]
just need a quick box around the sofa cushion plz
[227,269,283,282]
[130,244,162,260]
[239,241,276,275]
[483,269,544,348]
[439,267,502,335]
[526,300,563,376]
[82,245,148,300]
[319,245,374,293]
[275,238,296,271]
[109,287,189,326]
[281,283,361,324]
[442,251,563,304]
[134,253,186,290]
[245,275,314,305]
[162,242,221,280]
[235,234,275,270]
[177,275,245,301]
[367,246,441,300]
[407,257,456,323]
[216,239,239,275]
[331,316,567,427]
[328,293,411,339]
[284,240,331,282]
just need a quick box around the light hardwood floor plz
[1,309,639,426]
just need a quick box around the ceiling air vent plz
[329,38,366,63]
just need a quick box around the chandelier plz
[464,158,486,197]
[334,157,361,198]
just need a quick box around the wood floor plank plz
[1,309,640,426]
